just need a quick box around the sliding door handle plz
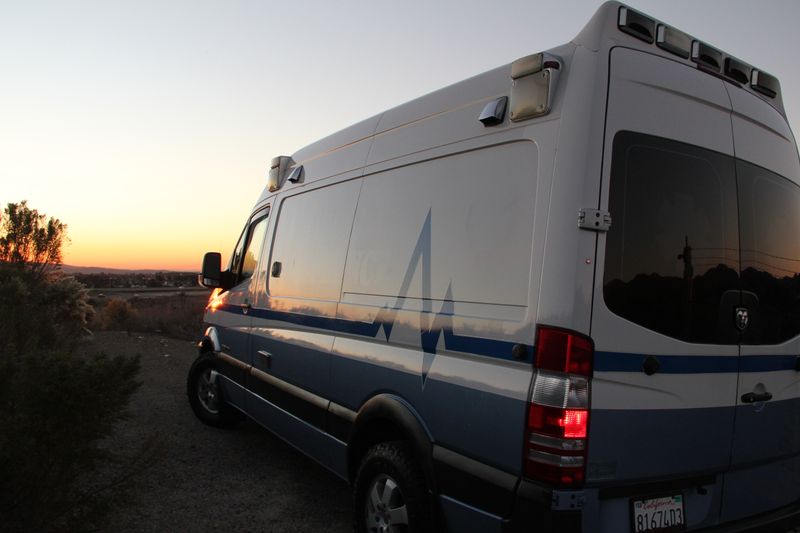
[257,350,272,369]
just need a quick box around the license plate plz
[631,494,685,532]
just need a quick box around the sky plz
[1,0,799,271]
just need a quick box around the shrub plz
[102,298,135,331]
[0,266,93,354]
[0,349,141,532]
[92,292,207,340]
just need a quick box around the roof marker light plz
[509,53,560,123]
[656,25,691,59]
[618,7,655,44]
[752,70,779,99]
[511,53,543,79]
[724,57,752,85]
[691,41,722,72]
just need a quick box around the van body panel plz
[208,283,254,395]
[366,67,511,168]
[727,85,798,182]
[603,48,734,155]
[333,139,541,474]
[438,495,503,533]
[534,44,598,333]
[242,384,339,474]
[292,115,381,167]
[343,142,538,309]
[548,42,611,337]
[330,335,531,473]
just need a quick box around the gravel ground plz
[86,331,352,533]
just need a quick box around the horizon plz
[2,0,799,271]
[60,263,200,274]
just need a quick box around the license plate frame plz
[630,493,686,533]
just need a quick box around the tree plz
[0,200,67,276]
[0,201,146,532]
[0,201,88,352]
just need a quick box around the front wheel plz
[353,442,432,533]
[186,354,241,428]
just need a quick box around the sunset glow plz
[2,0,798,271]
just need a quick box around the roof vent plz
[751,70,779,98]
[287,165,304,184]
[618,7,655,44]
[656,25,691,59]
[691,41,722,72]
[724,58,752,85]
[478,96,508,127]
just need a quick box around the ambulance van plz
[188,2,800,531]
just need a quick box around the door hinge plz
[578,208,611,232]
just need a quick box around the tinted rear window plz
[738,160,800,344]
[604,131,800,345]
[604,131,740,344]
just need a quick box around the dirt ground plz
[85,331,800,533]
[86,331,352,533]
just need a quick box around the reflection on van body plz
[187,3,800,532]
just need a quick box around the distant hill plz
[60,265,198,275]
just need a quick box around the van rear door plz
[590,47,740,530]
[720,87,800,522]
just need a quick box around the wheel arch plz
[347,394,436,493]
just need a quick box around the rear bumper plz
[503,479,800,533]
[698,500,800,533]
[503,480,581,533]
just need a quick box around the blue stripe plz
[740,355,799,373]
[217,304,529,362]
[218,305,797,373]
[595,351,798,374]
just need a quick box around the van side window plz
[269,180,361,301]
[603,131,739,344]
[228,229,247,276]
[240,216,268,282]
[229,212,269,285]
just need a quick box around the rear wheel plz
[186,354,241,428]
[354,442,432,533]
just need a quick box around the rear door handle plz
[741,391,773,403]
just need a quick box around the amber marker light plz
[207,288,223,311]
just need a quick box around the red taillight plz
[524,326,593,488]
[562,409,588,438]
[535,326,593,376]
[528,404,588,439]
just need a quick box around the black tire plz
[354,441,432,533]
[186,354,242,428]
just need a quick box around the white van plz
[188,2,800,531]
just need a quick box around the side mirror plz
[199,252,222,288]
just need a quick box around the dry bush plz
[93,293,207,340]
[0,268,93,353]
[101,298,135,331]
